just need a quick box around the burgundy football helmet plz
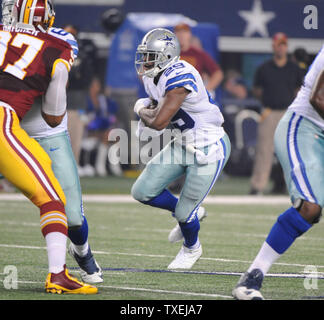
[12,0,55,31]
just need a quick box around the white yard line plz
[0,279,232,299]
[98,284,233,299]
[1,243,324,270]
[0,193,291,205]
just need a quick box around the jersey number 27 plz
[0,31,44,80]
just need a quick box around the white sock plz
[187,238,200,250]
[248,241,281,275]
[72,241,89,257]
[45,232,67,274]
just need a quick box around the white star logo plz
[238,0,276,37]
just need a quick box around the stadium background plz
[0,0,320,180]
[1,0,324,302]
[49,0,323,180]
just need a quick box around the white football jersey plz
[142,60,224,148]
[289,45,324,130]
[21,27,78,138]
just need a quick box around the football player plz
[2,0,103,284]
[131,28,231,269]
[232,45,324,300]
[0,0,97,294]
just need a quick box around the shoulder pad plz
[48,27,79,59]
[163,61,191,78]
[163,61,198,94]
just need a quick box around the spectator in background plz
[174,23,224,97]
[63,24,99,172]
[104,89,138,174]
[80,78,123,177]
[292,47,309,77]
[223,69,248,100]
[250,32,304,195]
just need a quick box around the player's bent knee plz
[173,206,190,223]
[296,200,322,224]
[64,204,83,228]
[131,182,147,202]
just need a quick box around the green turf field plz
[78,174,282,195]
[0,195,324,301]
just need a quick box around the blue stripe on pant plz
[275,110,324,207]
[131,133,231,223]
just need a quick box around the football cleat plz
[45,265,98,294]
[167,244,202,269]
[168,207,207,243]
[232,269,264,300]
[68,243,103,284]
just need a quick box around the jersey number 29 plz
[171,108,195,132]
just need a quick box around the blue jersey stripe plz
[165,81,198,93]
[165,73,196,87]
[66,39,79,58]
[66,39,78,47]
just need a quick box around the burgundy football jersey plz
[0,24,73,119]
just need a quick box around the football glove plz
[134,98,152,115]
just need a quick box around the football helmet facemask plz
[12,0,55,32]
[135,28,180,78]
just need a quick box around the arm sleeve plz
[42,61,69,116]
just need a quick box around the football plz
[148,99,158,109]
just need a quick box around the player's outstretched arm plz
[42,61,69,127]
[310,69,324,119]
[139,87,189,130]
